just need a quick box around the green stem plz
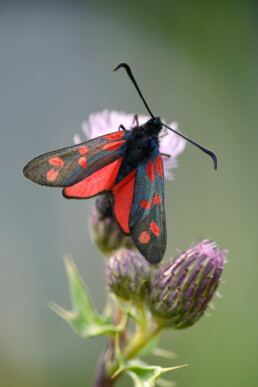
[134,302,147,330]
[95,304,162,385]
[123,319,162,360]
[104,318,162,381]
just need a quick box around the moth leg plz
[118,124,126,131]
[161,153,171,158]
[158,131,168,138]
[132,114,139,126]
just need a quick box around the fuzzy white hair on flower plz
[74,110,186,181]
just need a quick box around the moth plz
[23,63,217,264]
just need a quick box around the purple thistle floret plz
[105,248,151,302]
[148,240,227,329]
[74,110,186,181]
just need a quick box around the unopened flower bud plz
[89,194,135,256]
[148,240,227,329]
[105,248,151,302]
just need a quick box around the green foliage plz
[51,256,185,386]
[50,255,118,337]
[115,359,186,387]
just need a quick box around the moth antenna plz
[161,122,217,170]
[113,62,217,170]
[113,62,155,119]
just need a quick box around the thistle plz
[105,248,151,302]
[53,240,227,386]
[148,240,227,329]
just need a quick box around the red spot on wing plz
[138,231,150,244]
[49,157,64,166]
[102,140,125,151]
[63,158,122,198]
[78,156,88,168]
[153,195,161,205]
[105,132,125,140]
[140,200,152,209]
[113,170,136,234]
[47,169,59,181]
[150,221,160,236]
[146,158,155,181]
[155,156,163,177]
[79,145,89,155]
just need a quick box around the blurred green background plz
[1,0,257,386]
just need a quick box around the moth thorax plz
[144,117,162,137]
[126,134,155,165]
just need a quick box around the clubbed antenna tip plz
[161,122,218,170]
[113,62,155,118]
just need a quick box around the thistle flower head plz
[148,240,227,329]
[74,110,186,180]
[90,193,135,256]
[105,248,151,302]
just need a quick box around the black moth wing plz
[129,150,166,264]
[23,131,127,187]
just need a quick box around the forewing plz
[23,131,126,187]
[129,152,166,264]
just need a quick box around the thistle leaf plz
[50,255,117,337]
[113,358,186,387]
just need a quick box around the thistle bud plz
[89,194,135,256]
[105,248,151,302]
[148,240,227,329]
